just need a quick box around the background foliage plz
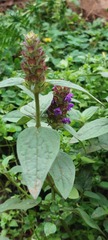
[0,0,108,239]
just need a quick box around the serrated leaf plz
[3,110,24,123]
[0,77,24,88]
[46,79,103,105]
[44,222,57,236]
[17,127,60,199]
[50,151,75,199]
[0,196,41,212]
[70,118,108,143]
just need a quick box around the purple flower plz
[62,118,71,124]
[67,103,74,111]
[65,93,73,102]
[54,108,62,116]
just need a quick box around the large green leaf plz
[46,79,103,105]
[50,151,75,199]
[0,77,24,88]
[17,127,60,199]
[70,118,108,143]
[0,196,41,212]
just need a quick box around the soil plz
[1,0,108,20]
[0,0,30,12]
[67,0,108,20]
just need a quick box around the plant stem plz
[34,92,41,128]
[61,219,74,240]
[4,172,30,198]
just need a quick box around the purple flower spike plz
[54,108,62,116]
[67,103,74,111]
[65,93,73,102]
[62,118,71,124]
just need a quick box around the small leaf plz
[50,151,75,199]
[91,207,108,219]
[0,77,24,88]
[3,110,24,123]
[70,118,108,143]
[76,208,102,232]
[98,181,108,189]
[69,108,82,121]
[0,196,41,212]
[84,191,100,200]
[17,127,60,199]
[44,222,57,236]
[69,187,79,199]
[81,106,98,121]
[81,156,96,164]
[9,165,22,174]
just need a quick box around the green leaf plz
[69,108,82,121]
[50,151,75,199]
[44,222,57,236]
[76,208,102,232]
[17,116,30,125]
[70,118,108,143]
[20,101,35,118]
[0,237,9,240]
[17,127,60,199]
[84,191,100,200]
[39,92,53,115]
[98,181,108,189]
[3,110,24,123]
[99,133,108,150]
[9,165,22,174]
[20,92,53,118]
[0,196,41,212]
[81,156,96,164]
[91,207,108,219]
[0,77,24,88]
[100,72,108,78]
[69,187,79,199]
[46,79,103,105]
[81,106,98,121]
[18,85,34,98]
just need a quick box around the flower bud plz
[47,86,74,128]
[21,32,47,92]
